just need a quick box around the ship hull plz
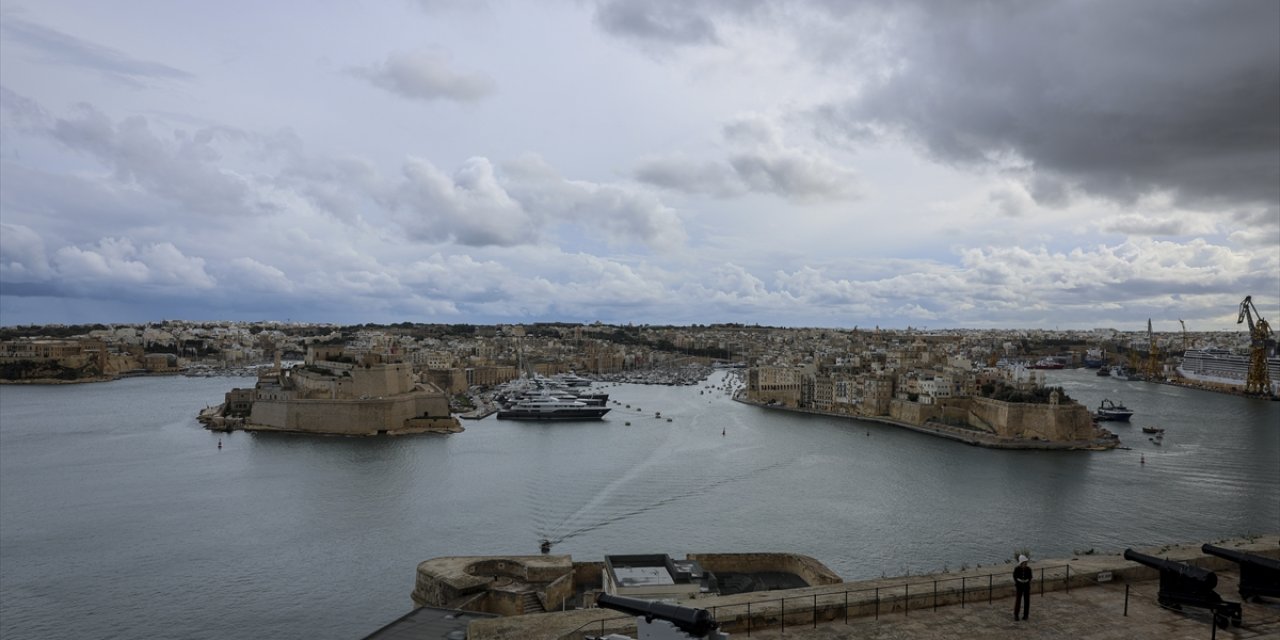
[495,408,610,420]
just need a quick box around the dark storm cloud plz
[0,15,190,86]
[815,0,1280,213]
[595,1,1279,216]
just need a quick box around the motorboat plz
[1095,398,1134,421]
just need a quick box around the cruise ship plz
[1176,348,1280,391]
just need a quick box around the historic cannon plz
[1124,548,1242,628]
[1202,543,1280,601]
[595,593,726,639]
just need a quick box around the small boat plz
[1141,426,1165,434]
[1096,367,1111,377]
[1095,399,1134,422]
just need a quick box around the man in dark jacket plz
[1013,555,1032,620]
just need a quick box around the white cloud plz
[350,50,494,103]
[636,114,860,202]
[0,222,52,281]
[394,156,532,247]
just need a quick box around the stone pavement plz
[735,572,1278,640]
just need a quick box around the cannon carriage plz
[591,593,727,640]
[1124,548,1242,629]
[1202,543,1280,601]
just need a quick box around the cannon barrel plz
[1123,549,1217,590]
[596,593,719,637]
[1202,544,1280,572]
[1202,543,1280,600]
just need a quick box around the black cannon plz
[1124,548,1242,628]
[596,593,722,639]
[1202,543,1280,601]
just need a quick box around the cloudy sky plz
[1,0,1276,330]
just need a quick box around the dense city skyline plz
[2,1,1277,330]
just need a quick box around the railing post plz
[1124,584,1129,617]
[1040,567,1045,597]
[962,576,967,608]
[933,580,938,612]
[905,583,910,617]
[875,587,880,620]
[844,591,848,624]
[781,597,785,634]
[813,594,817,628]
[1066,565,1071,594]
[747,602,751,637]
[988,574,993,605]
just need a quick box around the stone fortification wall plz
[348,362,415,397]
[888,399,939,425]
[969,397,1093,441]
[572,561,605,592]
[462,535,1279,640]
[248,390,449,435]
[687,553,842,587]
[889,397,1093,442]
[413,555,575,615]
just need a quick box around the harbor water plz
[1,369,1276,639]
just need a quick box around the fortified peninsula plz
[198,346,461,436]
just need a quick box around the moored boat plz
[496,394,611,420]
[1095,398,1134,421]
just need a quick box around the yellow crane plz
[1237,296,1274,396]
[1179,319,1189,352]
[1145,318,1161,379]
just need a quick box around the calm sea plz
[1,369,1276,639]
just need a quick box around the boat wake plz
[531,456,788,546]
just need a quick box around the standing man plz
[1013,554,1032,621]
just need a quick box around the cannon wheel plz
[1214,612,1229,629]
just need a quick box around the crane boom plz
[1237,295,1274,396]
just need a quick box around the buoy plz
[1140,454,1145,464]
[721,428,725,436]
[217,439,222,449]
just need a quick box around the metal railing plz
[561,564,1074,639]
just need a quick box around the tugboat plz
[1095,398,1134,421]
[1141,425,1165,434]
